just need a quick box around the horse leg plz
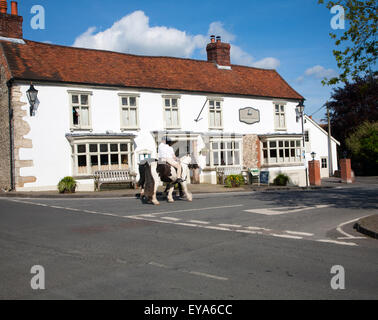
[167,185,175,203]
[181,181,193,202]
[151,183,160,205]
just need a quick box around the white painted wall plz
[16,83,304,191]
[304,116,339,178]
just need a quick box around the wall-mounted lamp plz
[26,83,39,116]
[311,152,316,161]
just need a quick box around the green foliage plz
[225,174,245,188]
[346,121,378,175]
[58,177,77,194]
[318,0,377,85]
[273,174,290,186]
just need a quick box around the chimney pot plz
[0,0,7,14]
[11,1,18,15]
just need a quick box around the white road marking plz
[189,220,210,225]
[336,216,369,239]
[188,271,228,281]
[175,223,199,228]
[135,204,244,217]
[204,226,231,231]
[218,224,242,228]
[285,231,314,237]
[271,234,303,240]
[236,230,263,235]
[161,217,181,222]
[149,262,228,281]
[244,205,331,215]
[246,226,271,231]
[317,239,358,246]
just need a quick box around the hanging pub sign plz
[239,107,260,125]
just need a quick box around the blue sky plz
[18,0,344,122]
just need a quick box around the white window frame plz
[119,93,140,130]
[262,137,303,166]
[163,95,181,129]
[68,90,93,131]
[273,102,287,131]
[72,139,135,176]
[206,137,243,168]
[321,157,328,169]
[208,98,224,130]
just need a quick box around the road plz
[0,185,377,300]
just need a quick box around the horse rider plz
[158,137,184,183]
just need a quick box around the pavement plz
[0,180,377,300]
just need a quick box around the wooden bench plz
[216,166,243,184]
[94,170,137,191]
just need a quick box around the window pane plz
[172,109,179,127]
[78,155,87,167]
[285,149,290,158]
[121,155,129,166]
[275,105,279,112]
[213,152,219,166]
[100,154,109,165]
[291,149,295,157]
[90,144,98,153]
[165,99,170,107]
[290,141,295,147]
[270,149,277,158]
[110,144,118,152]
[209,101,214,107]
[212,142,218,150]
[209,111,215,127]
[120,144,128,152]
[73,107,80,125]
[91,155,98,166]
[130,108,137,126]
[227,151,233,165]
[279,141,284,148]
[216,102,221,108]
[81,95,88,105]
[100,144,108,152]
[72,95,79,104]
[129,97,136,106]
[220,151,226,165]
[227,142,232,149]
[235,142,240,149]
[280,105,284,112]
[216,112,222,127]
[234,151,240,165]
[122,97,128,106]
[111,154,119,165]
[285,141,289,147]
[270,141,277,148]
[77,145,86,153]
[263,142,268,149]
[81,107,89,126]
[165,110,172,126]
[171,99,177,107]
[296,140,301,147]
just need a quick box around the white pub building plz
[0,1,339,192]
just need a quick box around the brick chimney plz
[206,35,231,67]
[0,1,23,39]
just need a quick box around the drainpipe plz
[7,80,15,191]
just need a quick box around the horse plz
[138,155,193,205]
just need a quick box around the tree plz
[326,75,378,152]
[318,0,377,85]
[346,121,378,175]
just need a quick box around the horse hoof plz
[168,200,174,203]
[153,202,160,206]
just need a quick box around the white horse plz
[138,155,193,205]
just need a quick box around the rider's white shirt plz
[158,143,175,160]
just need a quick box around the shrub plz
[273,174,290,186]
[225,174,245,188]
[58,177,77,194]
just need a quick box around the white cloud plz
[73,11,280,69]
[297,65,338,82]
[73,11,206,58]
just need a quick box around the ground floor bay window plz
[68,135,135,176]
[261,135,303,166]
[205,136,243,167]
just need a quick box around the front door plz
[320,157,329,178]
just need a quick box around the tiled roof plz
[0,39,304,100]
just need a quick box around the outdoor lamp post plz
[26,83,38,116]
[296,100,309,187]
[311,152,316,161]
